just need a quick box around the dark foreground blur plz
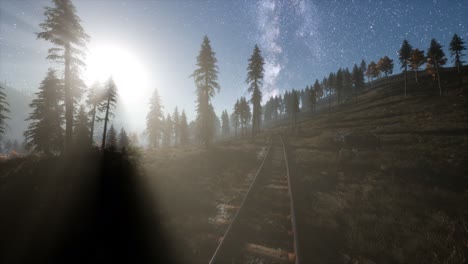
[0,149,176,264]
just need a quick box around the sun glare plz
[85,44,150,107]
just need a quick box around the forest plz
[0,0,467,264]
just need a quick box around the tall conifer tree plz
[118,127,129,150]
[427,38,447,95]
[399,39,413,96]
[0,84,9,140]
[162,114,173,147]
[74,104,90,147]
[450,33,466,74]
[191,36,220,146]
[146,88,164,148]
[106,124,117,150]
[179,110,189,145]
[246,45,265,137]
[100,77,118,149]
[24,69,64,154]
[37,0,89,152]
[86,81,104,145]
[172,107,180,145]
[221,110,230,137]
[409,49,425,83]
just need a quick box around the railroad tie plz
[245,243,295,263]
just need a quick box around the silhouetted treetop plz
[37,0,89,153]
[246,45,265,137]
[24,69,64,154]
[449,33,466,73]
[192,36,220,146]
[0,84,9,140]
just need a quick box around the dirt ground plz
[139,137,268,263]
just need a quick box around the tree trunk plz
[436,64,442,96]
[415,70,419,83]
[64,43,73,153]
[101,96,111,149]
[404,65,407,97]
[456,54,462,86]
[90,104,96,145]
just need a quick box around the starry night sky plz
[0,0,467,130]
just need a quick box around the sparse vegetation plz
[286,77,468,264]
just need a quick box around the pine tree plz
[343,68,353,100]
[309,86,317,112]
[246,45,265,137]
[366,61,379,85]
[208,104,218,139]
[146,88,164,148]
[316,80,324,100]
[100,77,118,149]
[172,107,180,145]
[221,110,230,137]
[312,80,322,111]
[409,48,425,83]
[118,127,129,150]
[335,69,344,103]
[263,97,275,122]
[427,38,447,96]
[450,33,466,74]
[450,33,466,86]
[287,90,300,131]
[24,69,64,154]
[86,81,104,145]
[236,97,251,137]
[179,110,189,145]
[278,94,285,117]
[106,124,117,150]
[191,36,220,146]
[0,84,9,140]
[359,59,367,75]
[327,72,335,110]
[273,95,280,119]
[128,132,139,147]
[37,0,89,152]
[399,39,413,96]
[231,100,240,137]
[377,56,394,77]
[162,114,173,147]
[70,66,87,109]
[352,63,365,95]
[74,104,90,147]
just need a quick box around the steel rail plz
[280,134,301,264]
[208,136,273,264]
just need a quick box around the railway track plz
[209,134,300,264]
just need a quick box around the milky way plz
[0,0,467,128]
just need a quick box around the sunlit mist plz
[85,44,151,107]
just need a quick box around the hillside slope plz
[284,75,468,263]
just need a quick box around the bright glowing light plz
[84,44,150,107]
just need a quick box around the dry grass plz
[288,83,468,263]
[140,139,265,263]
